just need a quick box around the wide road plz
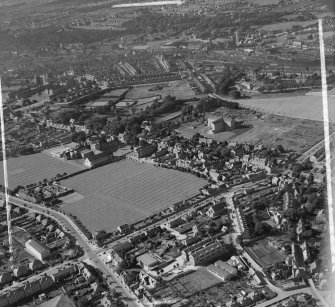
[1,194,143,307]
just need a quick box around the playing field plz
[234,92,335,122]
[60,160,206,232]
[0,153,85,189]
[126,80,195,100]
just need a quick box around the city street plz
[1,187,330,307]
[2,194,143,307]
[224,194,329,307]
[1,2,334,307]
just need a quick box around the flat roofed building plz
[137,253,161,271]
[207,264,231,281]
[182,238,227,266]
[215,260,238,277]
[25,239,51,261]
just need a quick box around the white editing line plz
[0,79,13,263]
[319,19,335,273]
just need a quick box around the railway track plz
[297,131,335,163]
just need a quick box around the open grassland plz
[126,80,195,100]
[234,93,335,122]
[0,152,84,189]
[176,122,249,143]
[60,160,206,232]
[258,19,318,31]
[180,105,334,153]
[230,115,330,153]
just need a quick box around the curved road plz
[3,187,329,307]
[1,194,143,307]
[225,194,328,307]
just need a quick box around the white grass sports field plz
[0,153,84,189]
[61,160,206,232]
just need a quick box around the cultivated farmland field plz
[0,152,85,189]
[60,160,206,232]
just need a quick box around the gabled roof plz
[26,239,50,255]
[208,202,225,214]
[86,152,109,162]
[37,294,76,307]
[29,259,43,270]
[0,272,12,283]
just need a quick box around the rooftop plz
[37,294,76,307]
[215,261,236,274]
[86,152,110,162]
[137,253,160,267]
[91,100,110,107]
[208,264,230,279]
[25,239,50,255]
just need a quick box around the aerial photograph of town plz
[0,0,334,306]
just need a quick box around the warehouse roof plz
[25,239,50,255]
[37,294,76,307]
[208,264,230,279]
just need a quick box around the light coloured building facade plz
[25,239,51,261]
[182,238,227,266]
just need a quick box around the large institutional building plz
[207,116,236,134]
[182,238,227,266]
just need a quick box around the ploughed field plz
[60,160,206,232]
